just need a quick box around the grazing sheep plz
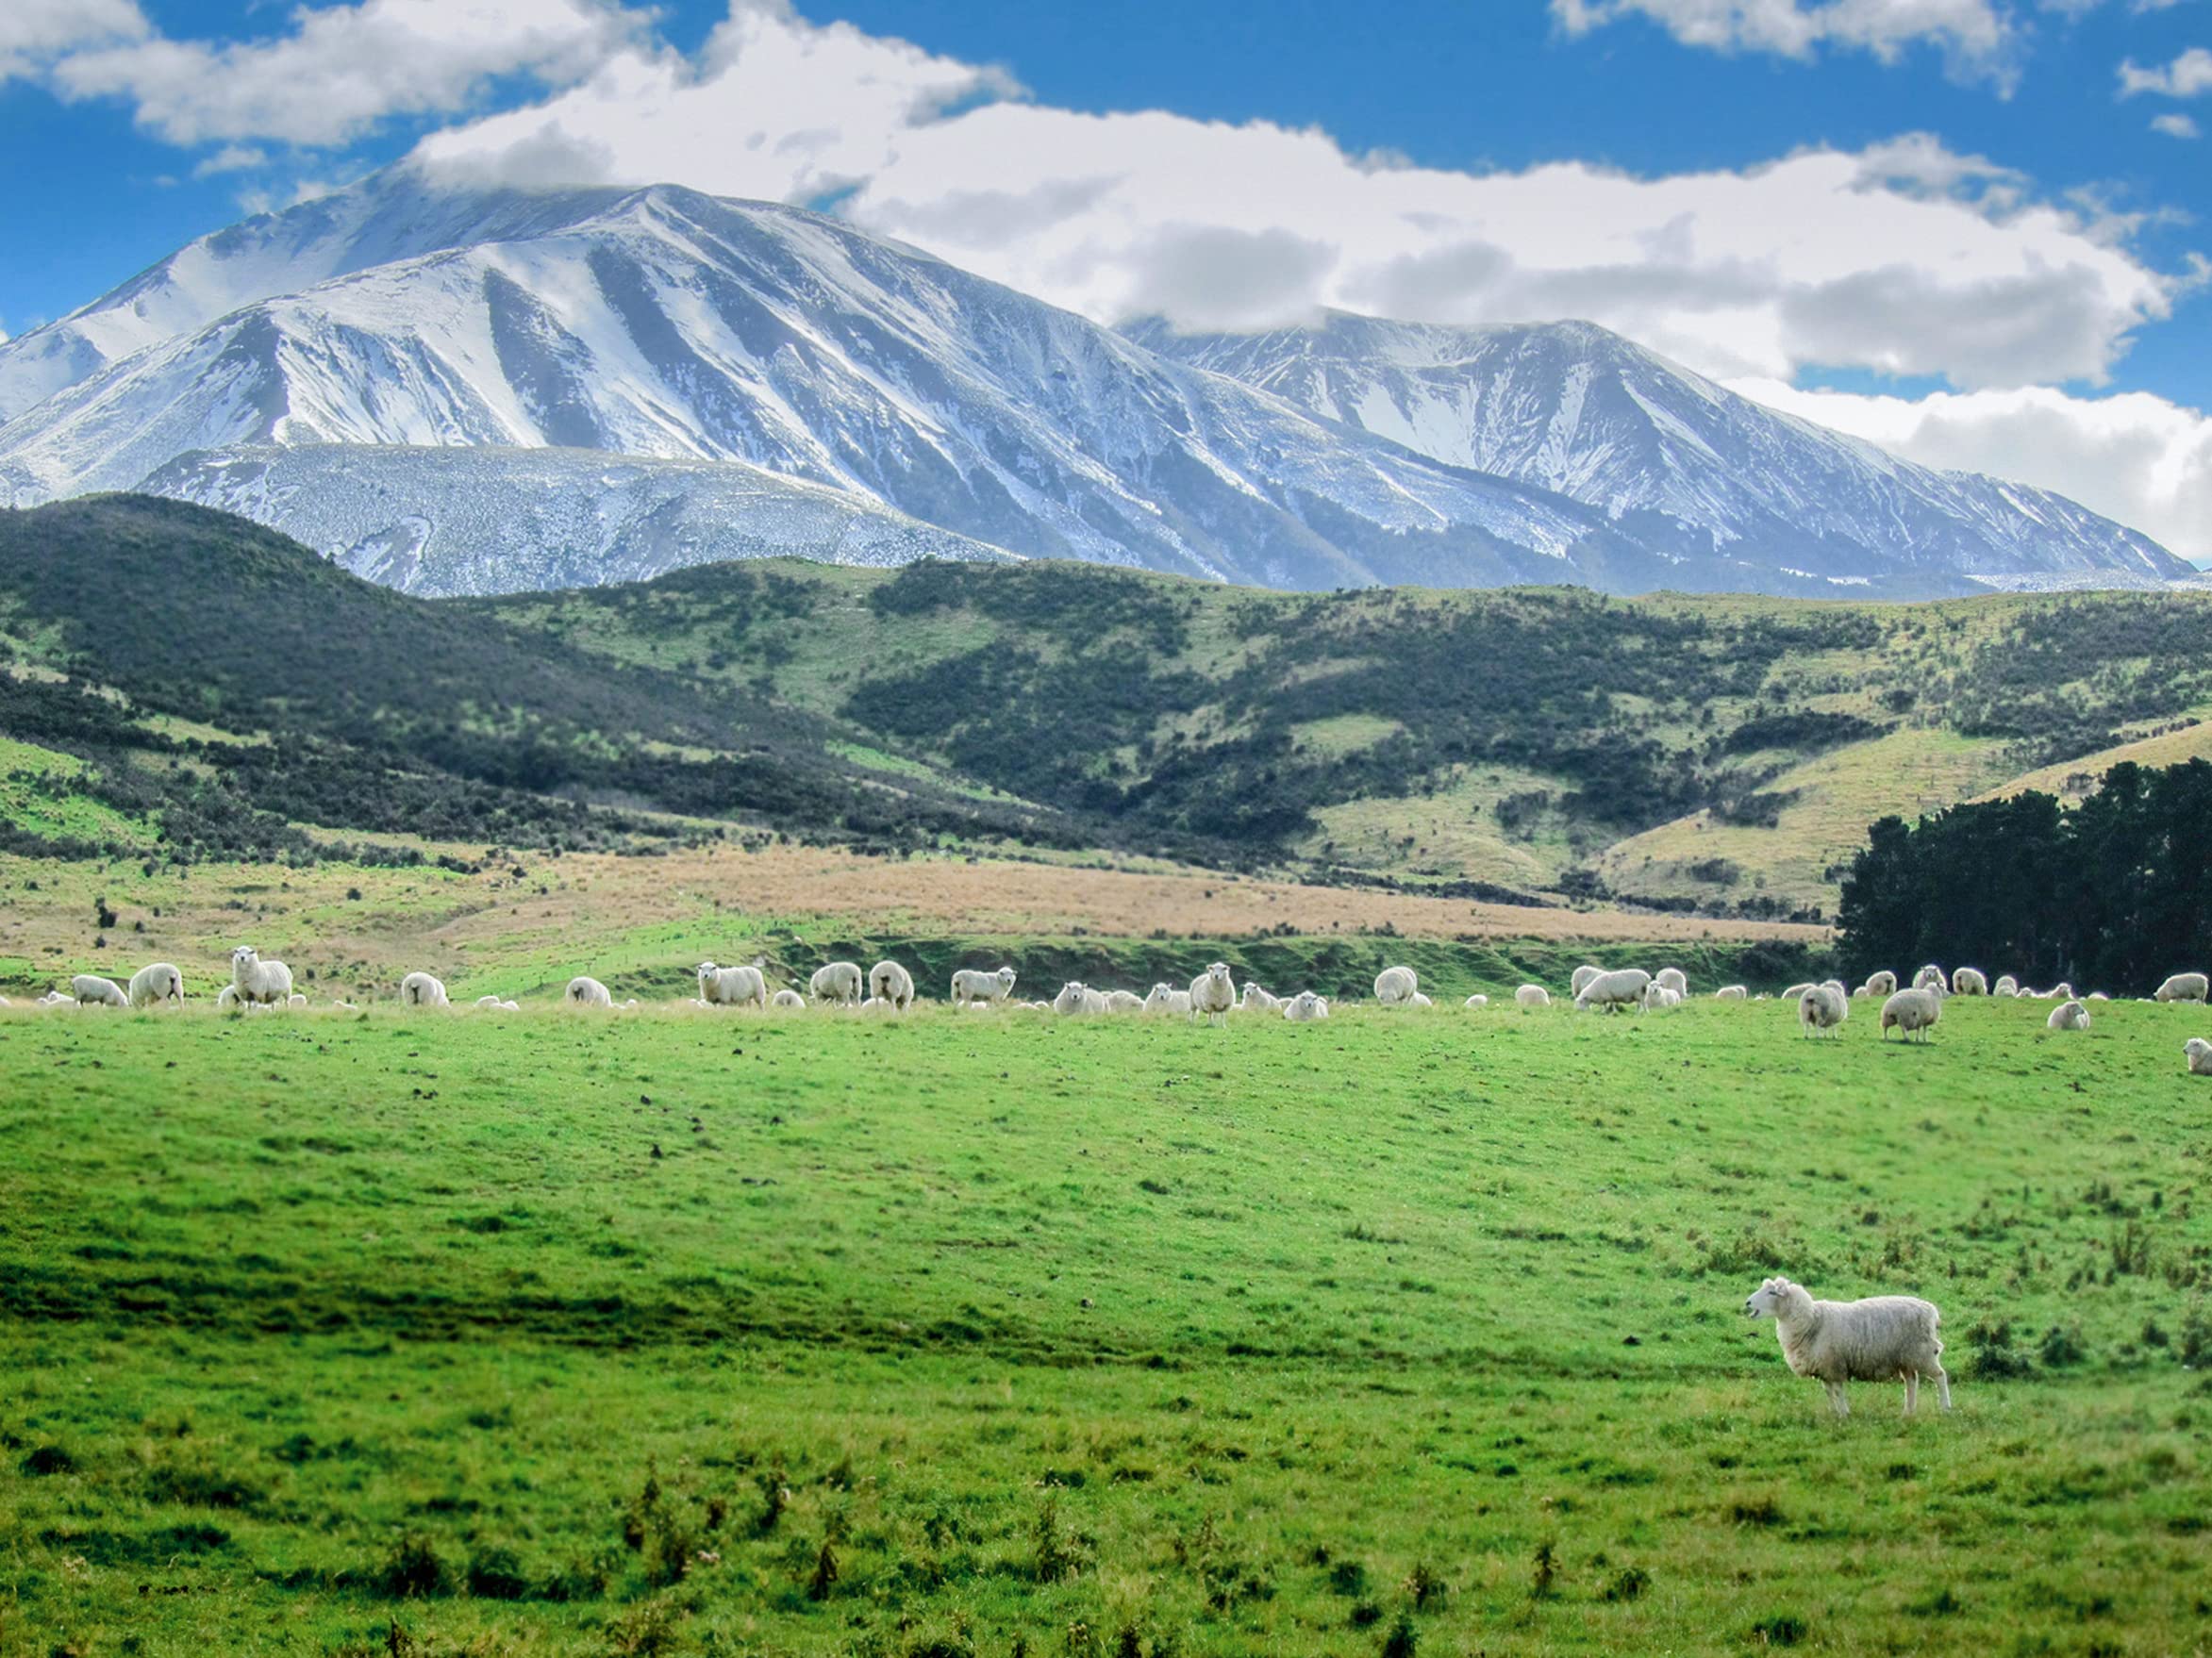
[770,989,806,1011]
[1655,967,1688,996]
[1715,986,1749,1001]
[1103,989,1144,1013]
[400,971,449,1008]
[1951,968,1988,996]
[1913,964,1947,994]
[1189,963,1238,1026]
[809,962,863,1005]
[1861,970,1898,998]
[2155,972,2209,1003]
[215,985,240,1011]
[1798,983,1849,1037]
[1239,983,1282,1013]
[952,966,1019,1007]
[698,960,770,1009]
[1515,985,1551,1009]
[126,962,185,1008]
[1782,982,1814,1001]
[1143,983,1192,1017]
[1053,982,1107,1016]
[1879,987,1943,1042]
[1993,974,2020,997]
[1642,983,1683,1011]
[1373,965,1420,1006]
[1463,993,1489,1008]
[2047,1000,2091,1032]
[2088,991,2109,1002]
[1283,991,1330,1022]
[1570,964,1604,999]
[566,975,613,1007]
[1406,991,1434,1008]
[868,960,915,1013]
[1575,968,1653,1014]
[1742,1277,1950,1418]
[72,973,127,1008]
[2186,1037,2212,1076]
[230,945,294,1006]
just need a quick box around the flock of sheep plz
[16,945,2209,1419]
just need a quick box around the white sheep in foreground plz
[1283,991,1330,1022]
[1912,964,1946,994]
[868,960,915,1013]
[1463,993,1489,1008]
[698,960,769,1009]
[2186,1038,2212,1077]
[1742,1277,1951,1418]
[1861,970,1898,998]
[1993,974,2020,997]
[1189,963,1238,1025]
[1053,982,1107,1016]
[1570,964,1603,999]
[1951,967,1988,996]
[1373,965,1419,1006]
[126,962,185,1008]
[1798,983,1848,1037]
[2047,999,2091,1032]
[1103,989,1144,1013]
[2155,972,2209,1003]
[1879,987,1942,1042]
[809,961,863,1005]
[230,945,294,1006]
[400,971,449,1008]
[72,974,127,1008]
[1654,967,1688,996]
[1515,985,1551,1009]
[1239,983,1282,1013]
[770,989,806,1010]
[1715,986,1748,1002]
[951,966,1018,1006]
[1575,968,1652,1014]
[565,975,613,1007]
[1143,983,1192,1017]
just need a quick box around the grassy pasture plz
[4,993,2210,1655]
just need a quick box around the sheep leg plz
[1903,1374,1919,1417]
[1823,1381,1850,1419]
[1932,1365,1952,1410]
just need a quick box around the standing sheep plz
[1570,964,1604,999]
[1913,964,1947,994]
[2186,1038,2212,1077]
[215,985,240,1011]
[1515,985,1551,1009]
[1861,970,1898,998]
[400,971,450,1008]
[72,974,128,1008]
[1714,986,1749,1002]
[1993,974,2021,997]
[1782,982,1814,1001]
[126,963,185,1008]
[809,962,863,1005]
[698,960,770,1009]
[1742,1277,1950,1418]
[951,966,1019,1007]
[1950,968,1987,996]
[566,975,613,1007]
[1574,969,1652,1014]
[1189,963,1237,1025]
[868,961,915,1013]
[1143,983,1192,1017]
[230,945,294,1006]
[1879,987,1942,1042]
[2154,972,2209,1003]
[1798,983,1848,1037]
[2047,1000,2091,1032]
[1655,967,1688,997]
[1283,991,1330,1022]
[1373,966,1420,1006]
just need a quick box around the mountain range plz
[0,166,2191,600]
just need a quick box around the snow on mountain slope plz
[1126,312,2192,589]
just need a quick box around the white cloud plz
[2120,45,2212,95]
[0,0,146,81]
[1551,0,2021,84]
[2153,111,2203,136]
[51,0,650,148]
[1735,377,2212,559]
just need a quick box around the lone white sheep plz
[1951,967,1988,996]
[868,960,915,1013]
[1655,967,1688,996]
[1742,1277,1950,1418]
[2047,999,2091,1032]
[2155,972,2209,1003]
[1373,965,1419,1006]
[230,945,294,1006]
[1143,983,1192,1017]
[951,966,1018,1007]
[1283,991,1330,1022]
[1879,987,1943,1042]
[1189,963,1237,1025]
[698,960,769,1009]
[809,962,863,1005]
[1515,985,1551,1009]
[72,973,127,1008]
[126,962,184,1008]
[1575,968,1652,1014]
[2186,1038,2212,1077]
[566,975,613,1007]
[400,971,449,1008]
[1798,983,1848,1037]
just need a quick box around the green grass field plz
[5,995,2210,1656]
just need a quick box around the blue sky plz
[1,0,2207,555]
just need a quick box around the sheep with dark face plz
[1743,1277,1950,1418]
[400,971,449,1008]
[565,975,613,1007]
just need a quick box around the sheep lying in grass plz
[1405,991,1434,1008]
[1742,1276,1951,1418]
[1373,966,1419,1006]
[1715,986,1748,1001]
[1103,989,1144,1013]
[1144,983,1191,1017]
[230,945,293,1006]
[215,985,239,1011]
[1464,993,1489,1008]
[2047,999,2091,1032]
[1641,983,1683,1011]
[126,963,185,1008]
[1571,964,1603,999]
[770,989,806,1011]
[868,960,914,1013]
[1575,968,1652,1014]
[2186,1038,2212,1076]
[1880,987,1942,1042]
[1798,983,1848,1037]
[698,960,769,1009]
[951,966,1018,1007]
[1515,985,1551,1009]
[72,974,127,1008]
[2155,972,2209,1003]
[1655,967,1688,996]
[400,971,449,1008]
[1239,983,1282,1013]
[1053,982,1107,1016]
[566,975,613,1007]
[809,962,863,1005]
[1189,963,1237,1026]
[474,995,519,1012]
[1951,967,1988,996]
[1283,991,1329,1022]
[1993,974,2020,997]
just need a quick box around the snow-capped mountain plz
[1126,311,2190,589]
[0,168,2189,598]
